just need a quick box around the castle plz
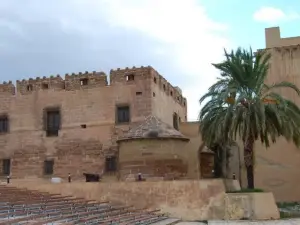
[1,26,300,203]
[0,66,190,179]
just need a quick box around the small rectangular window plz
[80,78,88,86]
[27,84,33,91]
[173,113,179,130]
[126,74,134,81]
[2,159,11,175]
[105,156,117,173]
[44,109,61,137]
[42,83,49,89]
[116,106,130,124]
[44,160,54,175]
[0,116,9,133]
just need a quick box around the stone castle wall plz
[234,27,300,202]
[0,66,187,178]
[254,38,300,200]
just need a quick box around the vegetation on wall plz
[199,47,300,189]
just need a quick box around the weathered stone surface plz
[118,139,190,180]
[224,193,280,220]
[11,179,226,221]
[0,66,187,179]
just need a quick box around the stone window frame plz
[105,156,118,174]
[0,114,9,134]
[80,78,89,86]
[126,74,135,81]
[1,158,11,175]
[44,159,54,175]
[115,104,131,124]
[27,84,33,91]
[173,112,179,130]
[42,83,49,89]
[43,106,61,137]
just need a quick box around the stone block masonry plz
[0,66,187,179]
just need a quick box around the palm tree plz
[199,47,300,189]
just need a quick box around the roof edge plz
[117,136,190,143]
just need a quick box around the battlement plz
[110,66,186,107]
[16,75,65,94]
[151,68,187,107]
[64,71,108,91]
[0,81,15,95]
[0,66,187,108]
[265,27,300,48]
[109,66,153,84]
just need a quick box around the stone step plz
[150,218,181,225]
[175,222,207,225]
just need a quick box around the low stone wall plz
[11,179,226,221]
[224,192,280,220]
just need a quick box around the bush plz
[226,188,264,193]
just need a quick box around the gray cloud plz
[0,0,183,85]
[0,0,230,120]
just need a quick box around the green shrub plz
[226,188,264,193]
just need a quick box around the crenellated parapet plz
[109,66,186,107]
[14,71,108,94]
[16,75,65,95]
[109,66,153,85]
[64,71,108,90]
[0,67,186,111]
[0,81,15,95]
[151,69,187,108]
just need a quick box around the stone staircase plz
[0,185,181,225]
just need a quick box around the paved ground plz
[208,219,300,224]
[151,218,300,224]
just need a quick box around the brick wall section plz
[118,139,191,180]
[0,66,186,179]
[151,69,187,125]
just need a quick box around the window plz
[44,160,54,175]
[116,106,130,123]
[0,116,8,133]
[27,84,33,91]
[153,77,157,83]
[163,84,166,91]
[136,92,142,96]
[44,108,61,137]
[173,113,179,130]
[2,159,11,175]
[42,83,49,89]
[126,74,134,81]
[80,78,88,86]
[170,91,173,96]
[105,156,117,173]
[153,92,156,97]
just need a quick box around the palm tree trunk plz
[244,136,255,189]
[221,146,227,178]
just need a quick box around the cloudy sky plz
[0,0,300,121]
